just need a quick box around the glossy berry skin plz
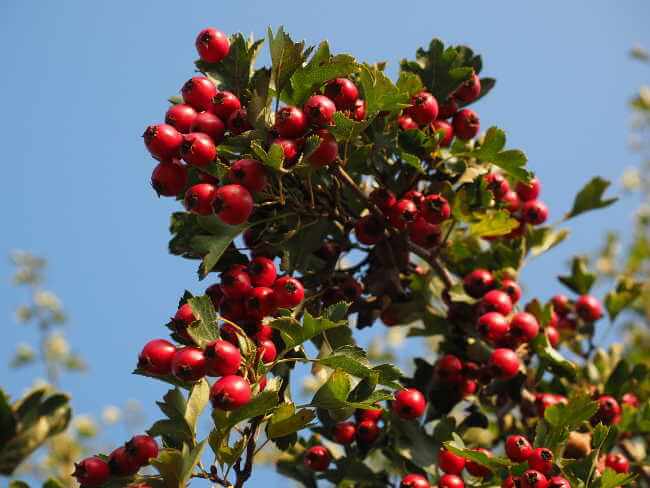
[204,339,241,376]
[245,287,277,320]
[400,473,431,488]
[228,159,267,193]
[409,218,441,248]
[325,78,359,109]
[213,184,254,225]
[592,395,622,425]
[489,348,520,379]
[421,194,451,224]
[407,91,439,125]
[307,130,338,166]
[171,347,207,382]
[175,302,196,326]
[522,200,548,225]
[352,99,366,121]
[548,476,570,488]
[165,104,198,133]
[220,266,252,299]
[622,392,640,408]
[304,445,331,471]
[210,375,252,410]
[452,109,480,140]
[477,312,510,342]
[506,434,533,462]
[501,279,522,304]
[333,421,356,445]
[463,269,495,298]
[502,475,520,488]
[370,188,397,213]
[439,448,466,475]
[182,76,217,112]
[356,419,381,444]
[273,276,304,308]
[454,72,481,103]
[521,470,548,488]
[227,108,252,134]
[151,160,187,197]
[72,456,110,487]
[272,138,299,163]
[605,453,630,473]
[356,407,383,423]
[510,312,540,342]
[535,393,567,416]
[108,446,140,476]
[546,326,560,347]
[256,339,277,363]
[195,28,230,63]
[575,295,603,322]
[274,106,308,138]
[528,448,554,475]
[181,132,217,167]
[480,290,513,316]
[398,115,419,130]
[439,474,464,488]
[393,388,426,419]
[466,448,492,477]
[502,190,521,213]
[212,90,241,120]
[485,172,511,199]
[125,435,159,466]
[143,124,183,160]
[389,198,419,230]
[247,256,277,287]
[138,339,176,375]
[184,183,217,215]
[437,354,464,383]
[304,95,336,126]
[191,111,225,143]
[438,98,459,119]
[516,177,541,202]
[404,190,424,207]
[355,215,385,245]
[431,120,454,147]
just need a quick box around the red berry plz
[273,276,305,308]
[220,266,252,299]
[355,407,383,423]
[404,190,425,207]
[407,91,439,125]
[252,322,274,342]
[546,327,560,347]
[381,308,399,326]
[307,130,338,167]
[592,395,621,425]
[452,109,480,140]
[340,276,364,301]
[489,348,520,379]
[333,421,356,445]
[431,120,454,147]
[439,474,464,488]
[227,108,252,134]
[465,447,492,477]
[510,312,540,342]
[355,215,385,245]
[521,200,548,225]
[409,218,441,248]
[437,354,464,383]
[502,190,521,213]
[304,445,331,471]
[325,78,359,109]
[393,388,426,419]
[72,457,110,487]
[485,172,511,199]
[501,279,522,304]
[204,339,241,376]
[605,453,630,473]
[370,188,397,213]
[548,476,570,488]
[195,28,230,63]
[304,95,336,126]
[439,448,466,475]
[191,111,225,143]
[398,115,419,131]
[422,194,451,224]
[575,295,602,322]
[389,198,419,230]
[502,475,520,488]
[356,419,381,444]
[108,446,140,476]
[245,287,277,320]
[622,392,640,408]
[143,124,183,160]
[138,339,176,375]
[521,470,548,488]
[212,91,241,120]
[535,393,567,416]
[228,159,267,193]
[151,160,187,197]
[175,302,196,324]
[210,375,252,410]
[181,132,217,167]
[256,338,277,363]
[171,347,207,382]
[528,448,553,475]
[272,138,299,163]
[438,98,459,119]
[401,473,431,488]
[480,290,513,316]
[247,256,277,287]
[274,106,308,138]
[552,295,572,316]
[206,283,224,308]
[516,177,541,202]
[477,312,510,342]
[352,99,366,121]
[184,183,217,215]
[165,104,198,133]
[454,73,482,103]
[213,184,254,225]
[463,269,495,298]
[125,434,159,466]
[182,76,217,112]
[506,435,533,462]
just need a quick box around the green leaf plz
[9,482,30,488]
[180,439,207,484]
[267,26,313,96]
[444,442,511,473]
[151,448,184,488]
[269,307,349,351]
[185,379,210,435]
[604,277,642,321]
[566,177,618,220]
[468,210,520,237]
[392,416,439,474]
[312,370,352,409]
[0,389,16,444]
[596,468,636,488]
[558,257,596,295]
[147,418,194,445]
[329,112,373,142]
[267,403,316,439]
[527,227,570,257]
[187,296,219,348]
[225,390,279,428]
[476,127,506,158]
[491,150,532,182]
[544,393,599,430]
[42,480,65,488]
[396,71,424,97]
[358,63,408,114]
[531,333,577,380]
[317,346,403,388]
[192,215,249,279]
[251,140,286,172]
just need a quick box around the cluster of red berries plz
[72,435,158,487]
[331,407,384,448]
[542,293,603,347]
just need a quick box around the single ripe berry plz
[500,279,522,304]
[546,327,560,347]
[477,312,510,342]
[184,183,217,215]
[304,445,331,471]
[307,130,338,167]
[175,302,196,324]
[247,256,277,287]
[480,290,513,316]
[195,28,230,63]
[355,407,383,423]
[516,177,541,202]
[528,448,553,475]
[502,191,521,213]
[245,287,277,320]
[181,132,217,167]
[393,388,426,419]
[165,104,198,133]
[304,95,336,126]
[510,312,540,342]
[409,218,441,248]
[72,457,110,487]
[171,347,207,382]
[552,295,571,316]
[191,111,225,143]
[389,198,419,230]
[182,76,217,112]
[521,470,548,488]
[356,419,381,444]
[370,188,397,213]
[522,200,548,225]
[251,322,274,342]
[138,339,176,375]
[604,453,630,473]
[274,105,308,138]
[352,99,366,121]
[398,115,419,130]
[438,98,459,119]
[210,375,252,410]
[204,339,241,376]
[333,421,356,445]
[213,184,254,225]
[422,194,451,224]
[431,120,454,147]
[220,265,253,299]
[463,269,495,298]
[227,108,252,134]
[228,159,267,193]
[400,473,431,488]
[592,395,621,425]
[436,354,464,383]
[439,448,466,474]
[151,160,187,197]
[355,215,385,245]
[324,78,359,109]
[143,124,183,160]
[575,295,602,322]
[439,474,464,488]
[489,348,520,379]
[454,72,482,103]
[212,91,241,120]
[548,476,570,488]
[125,435,159,466]
[404,189,425,207]
[465,447,492,477]
[506,435,533,462]
[452,109,480,140]
[273,276,305,308]
[256,339,277,363]
[272,138,299,163]
[485,172,511,199]
[407,91,439,125]
[108,446,140,476]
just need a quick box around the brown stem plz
[331,163,385,220]
[234,417,262,488]
[407,240,454,291]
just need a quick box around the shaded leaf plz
[566,177,618,220]
[468,210,520,237]
[558,257,596,295]
[605,277,642,321]
[187,296,219,348]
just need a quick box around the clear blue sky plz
[1,1,649,486]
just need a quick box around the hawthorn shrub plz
[70,27,649,488]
